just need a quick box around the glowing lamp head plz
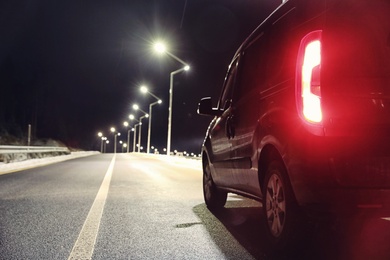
[184,65,190,71]
[132,104,139,110]
[154,42,167,54]
[140,86,148,94]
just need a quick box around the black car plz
[198,0,390,249]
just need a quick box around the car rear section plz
[293,0,390,210]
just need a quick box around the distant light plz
[117,133,121,136]
[133,104,139,110]
[110,127,116,133]
[129,114,135,120]
[184,65,190,71]
[123,121,129,127]
[123,143,127,148]
[98,132,103,137]
[145,114,149,118]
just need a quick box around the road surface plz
[1,153,390,259]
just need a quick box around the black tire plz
[203,158,227,211]
[262,159,301,249]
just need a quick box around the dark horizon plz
[0,0,280,153]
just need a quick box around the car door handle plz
[226,115,236,139]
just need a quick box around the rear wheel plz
[203,159,227,211]
[263,160,300,249]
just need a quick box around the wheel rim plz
[265,173,286,238]
[203,163,213,202]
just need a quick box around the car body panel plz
[199,0,390,211]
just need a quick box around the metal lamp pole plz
[133,123,139,152]
[140,86,162,154]
[138,114,148,153]
[153,43,190,156]
[167,66,188,156]
[147,100,161,154]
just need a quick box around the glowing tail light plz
[296,30,323,123]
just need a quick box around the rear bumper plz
[286,135,390,212]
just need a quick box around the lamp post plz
[123,121,131,153]
[110,127,116,153]
[132,104,149,153]
[138,114,148,153]
[98,132,103,153]
[133,124,138,152]
[154,42,190,156]
[129,114,139,152]
[110,127,121,154]
[140,85,162,154]
[122,143,127,153]
[104,139,109,153]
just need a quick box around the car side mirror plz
[197,97,221,116]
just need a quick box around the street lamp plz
[153,41,190,156]
[110,127,121,154]
[98,132,103,153]
[132,104,149,153]
[123,121,132,153]
[140,85,162,154]
[138,114,149,153]
[104,139,109,153]
[129,114,139,152]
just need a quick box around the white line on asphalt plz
[68,154,116,260]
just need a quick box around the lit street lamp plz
[122,142,127,153]
[98,132,103,153]
[132,104,149,153]
[110,127,121,154]
[154,41,190,156]
[138,114,148,153]
[104,139,109,153]
[129,114,139,152]
[123,121,132,153]
[140,85,162,154]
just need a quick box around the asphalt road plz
[1,153,390,259]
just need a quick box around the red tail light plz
[296,30,323,124]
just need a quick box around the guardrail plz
[0,145,70,163]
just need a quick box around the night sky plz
[0,0,280,153]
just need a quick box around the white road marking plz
[68,155,116,260]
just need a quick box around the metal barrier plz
[0,145,70,163]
